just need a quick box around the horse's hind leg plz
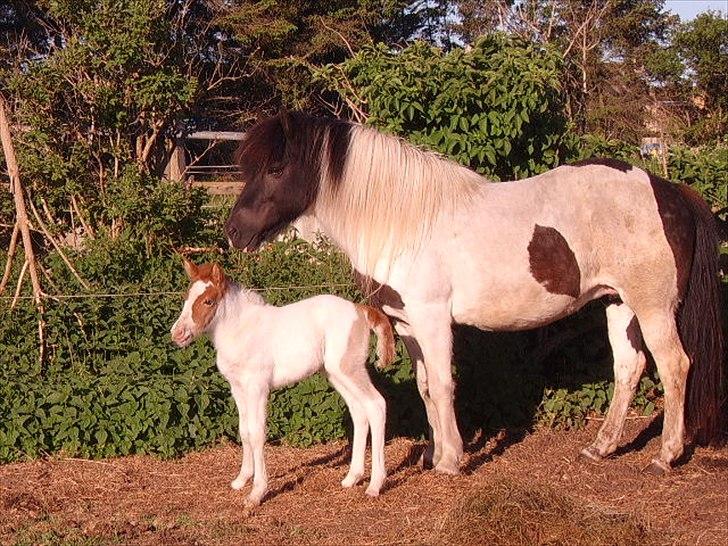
[634,308,689,473]
[582,302,646,461]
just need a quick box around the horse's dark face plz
[225,112,323,251]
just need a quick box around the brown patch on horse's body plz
[570,157,633,173]
[626,316,641,352]
[648,176,696,298]
[527,225,581,298]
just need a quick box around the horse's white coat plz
[307,126,689,474]
[171,263,389,506]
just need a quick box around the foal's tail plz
[358,305,396,368]
[677,184,725,445]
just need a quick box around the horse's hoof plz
[645,458,671,475]
[418,445,435,469]
[579,446,604,463]
[434,461,460,476]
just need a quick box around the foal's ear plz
[211,262,226,289]
[182,257,198,280]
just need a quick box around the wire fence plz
[0,282,357,302]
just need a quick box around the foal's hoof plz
[244,493,264,508]
[341,472,364,488]
[365,485,380,498]
[645,458,671,476]
[231,476,249,490]
[579,446,604,463]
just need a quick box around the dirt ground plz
[1,418,726,546]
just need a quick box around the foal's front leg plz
[245,382,270,507]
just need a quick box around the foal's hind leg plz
[328,366,387,495]
[582,302,646,461]
[229,382,254,490]
[326,372,369,488]
[633,308,690,473]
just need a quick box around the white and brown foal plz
[171,259,394,506]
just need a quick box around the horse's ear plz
[211,262,226,290]
[182,257,198,280]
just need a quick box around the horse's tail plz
[677,184,725,445]
[358,305,396,368]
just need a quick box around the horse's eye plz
[204,299,214,306]
[269,166,284,177]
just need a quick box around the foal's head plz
[171,259,228,347]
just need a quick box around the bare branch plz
[0,222,19,296]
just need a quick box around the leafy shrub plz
[317,33,570,180]
[0,229,670,462]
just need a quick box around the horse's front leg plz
[395,323,441,468]
[407,304,462,474]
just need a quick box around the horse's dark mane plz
[233,114,288,180]
[233,111,353,189]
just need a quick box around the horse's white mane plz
[316,123,484,276]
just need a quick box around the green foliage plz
[317,33,570,180]
[661,145,728,212]
[0,0,227,240]
[673,13,728,115]
[573,134,640,162]
[0,229,672,461]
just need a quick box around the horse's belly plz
[452,288,584,331]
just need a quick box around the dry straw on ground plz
[1,418,726,545]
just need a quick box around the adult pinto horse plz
[225,111,724,475]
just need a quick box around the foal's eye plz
[269,166,284,177]
[203,299,214,306]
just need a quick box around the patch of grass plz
[11,526,110,546]
[436,478,651,546]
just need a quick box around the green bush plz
[0,228,670,462]
[317,33,570,180]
